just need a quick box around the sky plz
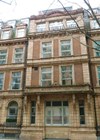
[0,0,100,22]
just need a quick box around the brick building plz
[0,7,100,140]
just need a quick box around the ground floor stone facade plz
[0,93,100,140]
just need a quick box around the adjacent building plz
[0,7,100,140]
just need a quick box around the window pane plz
[7,102,18,121]
[80,116,85,124]
[2,31,10,39]
[31,101,36,124]
[52,101,61,106]
[52,108,62,124]
[9,108,16,115]
[0,50,7,64]
[46,116,51,124]
[97,66,100,85]
[61,40,71,56]
[42,81,51,86]
[67,20,77,28]
[42,73,51,79]
[91,19,100,29]
[11,72,21,89]
[46,102,51,106]
[63,101,68,106]
[42,42,52,58]
[14,48,24,63]
[64,116,69,124]
[61,66,73,85]
[79,100,85,125]
[17,29,25,37]
[41,67,52,86]
[80,107,85,115]
[46,107,52,124]
[45,101,69,125]
[0,73,4,90]
[49,21,63,30]
[94,40,100,56]
[36,23,46,32]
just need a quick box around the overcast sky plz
[0,0,100,21]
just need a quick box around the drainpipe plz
[86,33,98,137]
[84,9,98,137]
[20,38,28,130]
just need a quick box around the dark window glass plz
[46,102,51,106]
[31,101,36,124]
[79,100,85,125]
[63,101,68,106]
[52,101,61,106]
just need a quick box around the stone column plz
[82,63,90,84]
[26,67,32,86]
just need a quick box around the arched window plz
[6,101,18,123]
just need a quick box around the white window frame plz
[49,21,64,30]
[0,49,7,64]
[40,67,53,86]
[59,65,74,85]
[16,28,25,38]
[36,23,46,32]
[67,20,77,28]
[45,101,69,126]
[60,39,72,56]
[1,30,10,39]
[13,47,24,63]
[10,71,22,90]
[41,41,53,58]
[0,72,5,90]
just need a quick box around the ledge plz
[0,37,27,45]
[28,27,84,39]
[25,84,92,95]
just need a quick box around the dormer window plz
[36,23,46,32]
[49,21,64,30]
[7,20,16,28]
[0,22,3,29]
[16,28,25,38]
[67,20,77,28]
[1,30,10,39]
[91,19,100,29]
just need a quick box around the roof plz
[30,8,84,20]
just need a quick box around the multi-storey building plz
[0,7,100,140]
[0,18,29,139]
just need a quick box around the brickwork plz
[32,67,39,86]
[0,7,100,140]
[80,35,87,55]
[33,40,40,59]
[73,37,81,56]
[53,39,59,57]
[74,64,83,84]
